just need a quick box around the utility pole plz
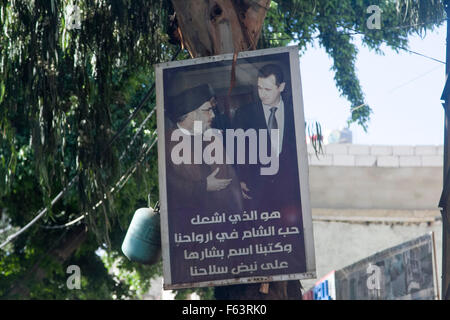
[439,0,450,300]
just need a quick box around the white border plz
[155,46,316,289]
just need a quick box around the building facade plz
[304,143,443,295]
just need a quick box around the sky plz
[299,24,446,146]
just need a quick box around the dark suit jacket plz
[232,95,302,212]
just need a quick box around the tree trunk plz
[171,0,271,57]
[170,0,303,300]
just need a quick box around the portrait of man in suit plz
[232,63,302,215]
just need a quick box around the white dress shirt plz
[262,98,284,154]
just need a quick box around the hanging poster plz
[155,46,315,289]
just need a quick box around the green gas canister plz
[121,207,161,265]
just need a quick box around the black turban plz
[166,84,216,123]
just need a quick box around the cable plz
[387,65,442,93]
[41,98,160,230]
[385,18,447,31]
[339,17,447,34]
[104,47,181,152]
[119,106,156,161]
[334,23,446,64]
[14,138,159,302]
[0,48,182,249]
[268,18,447,64]
[269,17,447,37]
[395,47,445,65]
[39,133,158,230]
[272,35,445,65]
[37,128,157,230]
[104,83,156,152]
[38,213,86,230]
[0,175,79,249]
[347,30,445,64]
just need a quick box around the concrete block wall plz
[308,144,443,167]
[304,144,444,294]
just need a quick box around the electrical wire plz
[395,47,445,64]
[334,22,446,64]
[387,65,443,93]
[0,48,182,249]
[40,94,160,230]
[119,106,157,161]
[340,17,447,33]
[0,176,79,249]
[39,135,158,230]
[104,47,181,152]
[268,18,447,64]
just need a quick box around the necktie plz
[268,107,278,131]
[267,107,280,154]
